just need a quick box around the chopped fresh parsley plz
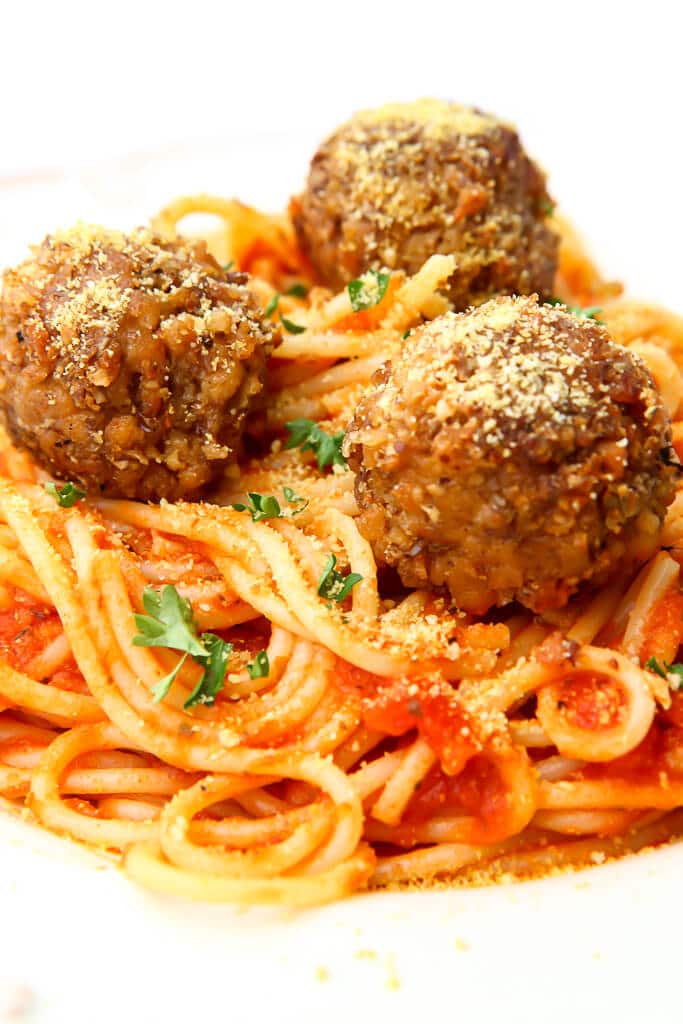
[284,418,347,471]
[184,633,232,708]
[541,198,555,217]
[547,298,604,323]
[231,487,308,522]
[347,270,391,312]
[402,329,412,340]
[645,656,683,688]
[280,314,306,334]
[132,585,232,708]
[247,650,270,679]
[285,283,308,298]
[282,485,305,505]
[151,653,190,704]
[264,292,280,317]
[45,481,86,508]
[222,261,235,271]
[317,554,363,604]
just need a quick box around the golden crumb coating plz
[0,225,278,500]
[292,99,558,308]
[345,296,678,613]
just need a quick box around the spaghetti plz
[0,194,682,907]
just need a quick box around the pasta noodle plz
[0,194,682,909]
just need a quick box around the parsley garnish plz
[285,283,308,298]
[541,199,555,217]
[317,554,363,604]
[231,487,308,522]
[184,633,232,708]
[347,270,390,312]
[280,314,306,334]
[247,650,270,679]
[284,419,347,471]
[45,482,86,508]
[223,261,235,271]
[264,292,280,317]
[402,329,412,340]
[151,653,190,703]
[547,298,604,323]
[646,656,683,688]
[132,585,232,708]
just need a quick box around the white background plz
[1,0,681,309]
[1,2,682,1022]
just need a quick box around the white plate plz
[0,142,681,1024]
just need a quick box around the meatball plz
[0,225,278,501]
[344,296,678,613]
[292,99,558,309]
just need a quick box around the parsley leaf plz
[132,585,232,708]
[347,270,390,312]
[317,554,363,604]
[223,261,235,271]
[285,283,308,298]
[45,482,86,508]
[231,487,308,522]
[151,653,189,704]
[264,292,280,317]
[547,298,604,323]
[402,329,412,340]
[133,585,207,657]
[541,198,555,217]
[282,485,307,509]
[646,656,683,688]
[284,419,347,471]
[280,314,306,334]
[247,650,270,679]
[184,633,232,708]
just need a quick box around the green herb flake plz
[282,485,308,513]
[184,634,232,709]
[284,418,347,471]
[45,481,86,508]
[222,261,235,271]
[646,656,683,688]
[151,653,189,704]
[317,553,363,604]
[264,292,280,317]
[402,329,412,340]
[132,584,232,708]
[285,283,308,298]
[133,585,207,657]
[247,650,270,679]
[541,198,555,217]
[232,487,307,522]
[280,314,306,334]
[547,298,604,323]
[347,270,391,312]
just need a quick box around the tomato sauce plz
[640,588,683,665]
[331,660,479,775]
[0,589,62,674]
[555,671,626,732]
[404,757,494,821]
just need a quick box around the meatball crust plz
[345,296,678,613]
[0,225,278,501]
[292,99,558,309]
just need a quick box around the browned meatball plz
[292,99,558,309]
[0,225,278,501]
[345,296,678,613]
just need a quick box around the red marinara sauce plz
[332,660,479,775]
[0,588,62,673]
